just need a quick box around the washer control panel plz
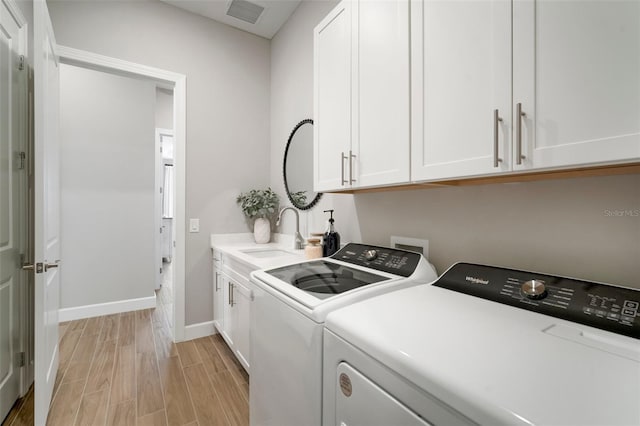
[433,263,639,339]
[331,243,421,277]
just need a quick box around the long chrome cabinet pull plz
[493,109,503,168]
[349,150,356,184]
[228,281,233,306]
[341,152,348,185]
[516,102,526,165]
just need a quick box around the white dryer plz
[249,243,438,426]
[323,262,640,426]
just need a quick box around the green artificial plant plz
[236,187,280,220]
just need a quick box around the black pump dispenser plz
[323,210,340,257]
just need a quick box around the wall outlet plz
[189,218,200,233]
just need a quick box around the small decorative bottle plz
[305,238,323,259]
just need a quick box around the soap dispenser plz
[322,210,340,257]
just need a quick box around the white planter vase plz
[253,218,271,244]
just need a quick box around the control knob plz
[364,249,378,261]
[521,279,547,300]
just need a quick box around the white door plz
[221,274,234,345]
[314,1,352,192]
[355,0,410,188]
[513,0,640,170]
[411,0,512,181]
[230,279,250,372]
[0,1,26,421]
[33,0,60,424]
[213,267,224,333]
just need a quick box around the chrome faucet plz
[276,207,305,250]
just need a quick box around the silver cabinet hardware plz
[493,109,503,167]
[516,102,526,165]
[229,282,235,307]
[21,263,34,271]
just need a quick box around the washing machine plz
[323,262,640,425]
[249,243,438,426]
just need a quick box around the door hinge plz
[17,352,25,367]
[18,152,26,170]
[18,55,24,71]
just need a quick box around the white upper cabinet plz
[412,0,639,183]
[513,0,640,170]
[411,0,512,181]
[314,1,352,192]
[315,0,410,191]
[355,0,410,187]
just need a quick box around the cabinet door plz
[230,280,251,372]
[314,1,352,192]
[355,0,410,188]
[514,0,640,170]
[213,270,224,333]
[221,275,234,346]
[411,0,512,181]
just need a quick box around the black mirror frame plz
[283,118,322,211]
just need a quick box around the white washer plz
[249,243,438,426]
[323,262,640,426]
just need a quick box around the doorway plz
[55,46,187,342]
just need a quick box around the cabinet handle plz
[493,109,503,168]
[230,282,235,307]
[341,152,348,185]
[349,150,356,184]
[215,273,220,291]
[516,102,526,165]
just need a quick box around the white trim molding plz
[58,295,157,322]
[56,45,188,342]
[183,321,218,341]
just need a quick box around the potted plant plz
[236,188,279,243]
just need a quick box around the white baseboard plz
[183,321,217,341]
[58,295,157,322]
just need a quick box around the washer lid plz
[266,260,388,299]
[325,284,640,426]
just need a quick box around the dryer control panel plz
[434,263,639,339]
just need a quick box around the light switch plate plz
[189,218,200,233]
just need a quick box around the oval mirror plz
[283,119,321,210]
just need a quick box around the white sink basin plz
[240,248,294,258]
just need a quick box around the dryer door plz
[335,363,431,426]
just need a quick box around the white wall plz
[270,0,640,289]
[49,0,271,324]
[59,64,157,308]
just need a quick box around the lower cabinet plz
[212,250,253,373]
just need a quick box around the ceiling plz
[159,0,302,39]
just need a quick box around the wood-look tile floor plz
[3,268,248,426]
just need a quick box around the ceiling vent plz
[226,0,265,25]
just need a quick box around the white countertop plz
[210,233,307,270]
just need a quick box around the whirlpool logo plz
[466,276,489,285]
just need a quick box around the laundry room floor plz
[3,283,249,426]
